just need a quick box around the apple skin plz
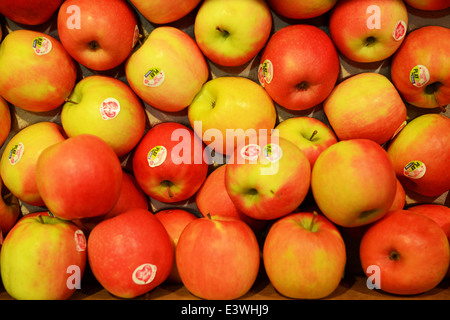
[0,122,67,207]
[0,0,64,25]
[125,26,209,113]
[0,212,87,300]
[323,73,407,145]
[390,178,406,211]
[390,26,450,109]
[225,134,311,221]
[57,0,139,71]
[87,208,173,299]
[154,209,198,284]
[403,0,450,10]
[194,0,272,67]
[311,139,397,227]
[61,75,147,157]
[258,24,340,111]
[329,0,408,63]
[263,212,346,299]
[0,96,11,147]
[267,0,338,19]
[0,30,77,113]
[35,134,123,220]
[129,0,202,24]
[273,117,338,169]
[0,176,21,236]
[188,76,277,156]
[132,122,209,203]
[360,210,450,295]
[176,215,261,300]
[387,113,450,197]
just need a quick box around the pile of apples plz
[0,0,449,300]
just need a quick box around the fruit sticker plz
[99,97,120,120]
[240,144,261,161]
[410,65,430,88]
[258,59,273,87]
[74,229,86,252]
[403,160,426,179]
[393,20,406,41]
[8,142,24,166]
[32,36,52,55]
[143,68,165,87]
[132,263,157,285]
[147,145,167,167]
[262,143,283,163]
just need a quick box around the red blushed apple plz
[154,209,198,284]
[0,96,11,147]
[267,0,338,19]
[360,210,450,295]
[195,165,267,232]
[403,0,449,11]
[390,178,406,211]
[258,24,340,111]
[0,176,21,236]
[35,134,123,221]
[129,0,202,24]
[132,122,209,204]
[176,215,261,300]
[57,0,139,71]
[0,0,64,25]
[87,208,173,299]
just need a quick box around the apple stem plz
[309,130,318,141]
[309,211,318,231]
[207,213,212,220]
[64,98,78,104]
[38,214,44,224]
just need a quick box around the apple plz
[188,76,277,156]
[87,208,173,299]
[35,134,123,220]
[195,164,267,232]
[57,0,139,71]
[61,75,147,157]
[360,209,450,295]
[258,24,340,111]
[329,0,408,63]
[194,0,272,67]
[323,73,407,145]
[0,176,21,236]
[0,122,67,207]
[0,30,77,113]
[273,116,338,169]
[390,178,406,211]
[0,0,64,25]
[0,96,11,147]
[154,208,198,284]
[403,0,450,11]
[390,26,450,109]
[263,211,346,299]
[387,113,450,197]
[132,122,209,203]
[267,0,338,19]
[125,26,209,113]
[0,212,87,300]
[129,0,202,25]
[225,134,311,221]
[311,139,397,227]
[176,214,260,300]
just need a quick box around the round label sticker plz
[144,68,165,87]
[240,144,261,161]
[147,146,167,167]
[32,37,52,55]
[100,97,120,120]
[8,143,24,165]
[410,65,430,88]
[132,25,139,48]
[393,20,407,41]
[132,263,157,285]
[258,59,273,87]
[403,160,426,179]
[74,229,86,252]
[262,143,283,163]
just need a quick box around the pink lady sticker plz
[74,229,86,252]
[147,146,167,167]
[410,65,430,88]
[240,144,261,162]
[144,68,165,87]
[8,143,24,165]
[393,20,407,41]
[132,263,157,285]
[99,98,120,120]
[403,160,426,179]
[262,143,283,163]
[32,36,52,55]
[258,59,273,87]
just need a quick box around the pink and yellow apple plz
[267,0,338,19]
[0,176,21,236]
[0,0,64,25]
[0,96,11,147]
[129,0,202,24]
[403,0,450,10]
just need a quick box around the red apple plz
[154,209,198,284]
[360,210,450,295]
[267,0,338,19]
[390,178,406,211]
[176,214,261,300]
[258,24,340,111]
[129,0,202,24]
[87,208,173,299]
[0,176,21,236]
[132,122,209,203]
[0,0,64,25]
[0,96,11,148]
[403,0,450,11]
[57,0,139,71]
[35,134,123,220]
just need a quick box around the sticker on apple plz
[392,20,406,41]
[132,263,157,285]
[32,36,52,55]
[74,229,86,252]
[240,144,261,161]
[410,65,430,88]
[262,143,283,163]
[99,98,120,120]
[143,68,165,87]
[147,145,167,167]
[403,160,426,179]
[8,142,24,166]
[258,59,273,87]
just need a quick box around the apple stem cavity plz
[309,130,318,141]
[389,250,401,261]
[216,26,230,39]
[364,36,377,47]
[161,180,175,198]
[309,211,318,231]
[296,82,309,91]
[88,40,101,51]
